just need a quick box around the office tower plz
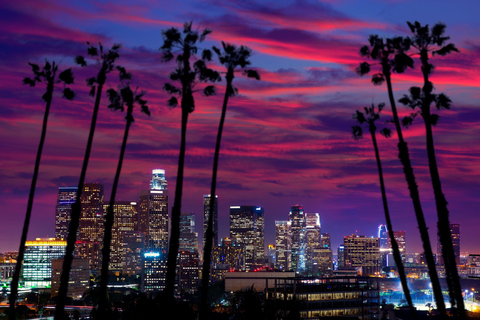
[289,205,306,273]
[337,245,345,268]
[305,212,321,275]
[77,183,105,271]
[230,206,264,270]
[23,238,66,289]
[122,231,145,276]
[150,169,168,190]
[378,224,390,267]
[212,238,244,281]
[203,194,218,249]
[275,221,291,271]
[319,233,333,274]
[438,223,460,266]
[178,212,199,294]
[267,244,276,268]
[343,235,380,276]
[177,251,199,295]
[255,208,265,265]
[138,169,169,250]
[180,212,198,252]
[55,187,77,240]
[51,258,89,299]
[103,201,138,271]
[142,251,167,293]
[392,231,406,262]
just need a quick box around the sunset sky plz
[1,0,479,255]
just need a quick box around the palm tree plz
[9,61,74,320]
[97,83,150,317]
[160,21,220,300]
[399,20,464,319]
[199,42,260,320]
[357,35,447,318]
[352,103,417,320]
[55,43,124,320]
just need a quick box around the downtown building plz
[438,223,460,266]
[212,237,244,281]
[55,187,77,241]
[203,194,218,248]
[140,169,169,293]
[230,205,265,270]
[305,212,321,276]
[343,235,381,276]
[23,238,66,289]
[275,221,291,271]
[177,212,199,295]
[319,233,333,275]
[289,205,306,273]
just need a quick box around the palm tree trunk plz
[165,107,189,299]
[420,51,466,319]
[9,86,53,320]
[55,79,105,320]
[98,113,132,315]
[370,128,417,320]
[424,112,466,318]
[384,71,447,318]
[199,76,232,320]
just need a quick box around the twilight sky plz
[1,0,480,255]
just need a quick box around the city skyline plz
[1,0,480,254]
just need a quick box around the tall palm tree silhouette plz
[55,43,125,320]
[9,61,74,320]
[160,22,220,300]
[400,21,464,319]
[97,83,150,316]
[199,42,259,320]
[357,35,447,318]
[352,103,417,320]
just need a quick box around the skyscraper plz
[103,201,138,271]
[275,221,291,271]
[438,223,460,266]
[343,235,380,276]
[203,194,218,249]
[319,233,333,275]
[289,205,306,273]
[180,212,198,253]
[139,169,169,250]
[55,187,77,241]
[305,212,321,276]
[77,183,104,271]
[392,230,406,263]
[378,224,389,267]
[230,205,264,270]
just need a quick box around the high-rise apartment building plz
[23,238,66,289]
[55,187,77,240]
[289,205,306,273]
[343,235,380,276]
[230,205,264,270]
[103,201,138,271]
[203,194,218,249]
[305,213,321,276]
[139,169,168,250]
[438,223,460,266]
[77,183,105,271]
[275,221,291,271]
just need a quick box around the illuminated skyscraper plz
[180,212,198,252]
[305,212,321,275]
[55,187,77,241]
[319,233,333,275]
[23,238,66,289]
[212,237,244,281]
[392,231,406,262]
[77,183,104,271]
[378,224,389,267]
[438,223,460,266]
[203,194,218,248]
[142,251,167,293]
[103,201,138,271]
[343,235,380,276]
[230,205,264,270]
[275,221,291,271]
[138,169,169,250]
[289,205,306,273]
[150,169,167,190]
[122,231,145,276]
